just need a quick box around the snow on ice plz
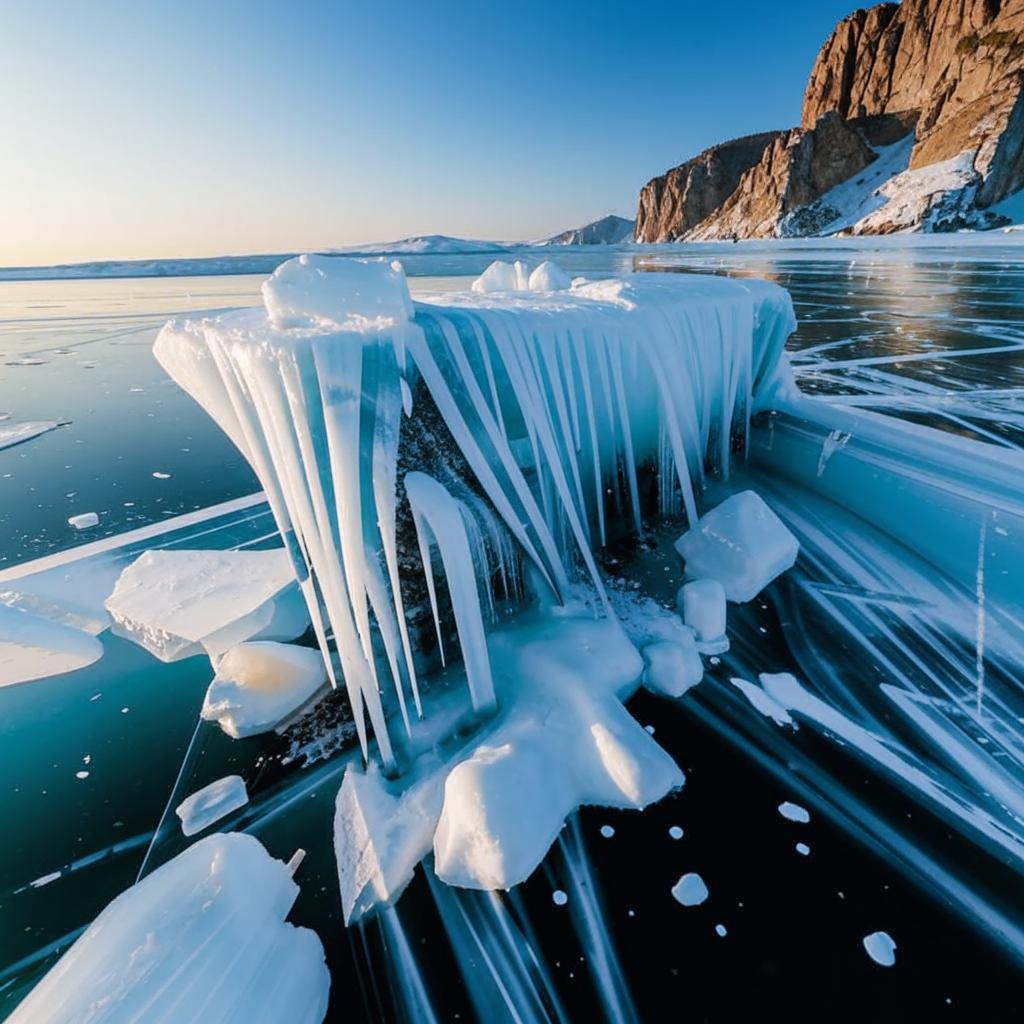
[202,641,327,738]
[675,490,799,603]
[7,833,330,1023]
[105,548,309,662]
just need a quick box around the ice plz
[156,259,795,768]
[795,842,810,856]
[105,548,309,662]
[668,825,683,839]
[677,578,727,651]
[671,872,708,906]
[675,490,799,602]
[334,613,683,921]
[600,825,615,838]
[552,889,568,906]
[862,930,897,967]
[8,833,330,1023]
[175,775,249,836]
[730,676,796,728]
[67,512,99,530]
[0,420,63,451]
[528,261,571,291]
[202,641,327,739]
[641,637,703,697]
[0,604,103,686]
[778,801,810,823]
[715,923,727,937]
[262,252,414,330]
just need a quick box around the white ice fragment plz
[202,641,327,738]
[600,825,615,838]
[527,261,571,291]
[641,637,703,697]
[715,923,727,937]
[730,677,796,728]
[175,775,249,837]
[778,801,810,823]
[262,253,414,330]
[677,578,727,651]
[67,512,99,531]
[552,889,568,906]
[0,420,63,451]
[30,871,61,889]
[863,930,897,967]
[675,491,799,602]
[668,825,683,840]
[0,604,103,686]
[795,842,810,856]
[151,471,171,479]
[671,872,708,906]
[9,833,330,1024]
[471,260,520,293]
[105,548,308,662]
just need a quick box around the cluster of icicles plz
[155,256,795,768]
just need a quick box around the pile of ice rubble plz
[11,255,804,1021]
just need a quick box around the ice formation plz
[155,254,795,770]
[778,801,810,824]
[862,930,897,967]
[675,490,799,602]
[671,872,708,906]
[8,833,329,1023]
[334,613,683,921]
[677,578,727,652]
[202,641,327,738]
[641,637,703,697]
[0,419,63,451]
[175,775,249,836]
[105,548,309,662]
[0,604,103,686]
[67,511,99,530]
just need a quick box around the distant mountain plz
[330,234,511,256]
[637,0,1024,239]
[536,215,635,246]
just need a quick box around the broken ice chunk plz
[202,641,327,738]
[671,872,708,906]
[105,548,309,662]
[528,261,571,291]
[730,676,796,728]
[677,578,728,653]
[863,930,897,967]
[0,420,63,451]
[263,253,414,330]
[641,637,703,697]
[675,490,799,603]
[67,512,99,530]
[0,605,103,686]
[175,775,249,837]
[778,801,810,823]
[8,833,330,1024]
[472,260,521,293]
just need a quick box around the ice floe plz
[0,420,64,451]
[175,775,250,837]
[105,548,309,662]
[778,801,810,823]
[671,872,708,906]
[862,930,897,967]
[675,490,799,603]
[0,604,103,686]
[202,641,327,738]
[730,676,797,728]
[8,832,329,1023]
[67,512,99,530]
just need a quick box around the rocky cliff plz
[636,0,1024,240]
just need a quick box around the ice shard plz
[155,255,795,767]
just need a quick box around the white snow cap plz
[262,253,414,330]
[472,259,570,293]
[8,832,330,1024]
[675,490,799,603]
[202,641,327,738]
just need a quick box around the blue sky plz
[1,0,859,265]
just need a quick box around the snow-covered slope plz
[329,234,510,256]
[536,214,635,246]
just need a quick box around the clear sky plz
[1,0,860,266]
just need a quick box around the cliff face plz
[638,0,1024,239]
[636,132,781,242]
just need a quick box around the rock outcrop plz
[638,0,1024,239]
[635,132,781,242]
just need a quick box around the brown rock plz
[635,132,781,242]
[688,113,877,239]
